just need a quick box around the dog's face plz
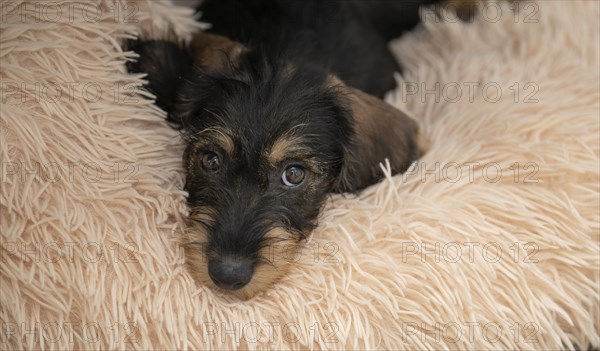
[129,33,426,299]
[179,55,353,298]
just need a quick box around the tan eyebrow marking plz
[193,127,235,155]
[268,135,307,165]
[266,134,325,176]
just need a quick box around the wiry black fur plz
[197,0,438,97]
[126,0,434,295]
[125,40,193,122]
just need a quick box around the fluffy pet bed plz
[1,0,598,349]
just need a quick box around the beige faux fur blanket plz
[1,0,598,349]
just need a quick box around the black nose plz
[208,256,254,290]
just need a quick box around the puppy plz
[127,0,432,299]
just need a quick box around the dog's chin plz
[183,226,300,300]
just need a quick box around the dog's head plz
[128,33,426,299]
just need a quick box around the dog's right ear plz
[126,32,245,125]
[126,39,193,116]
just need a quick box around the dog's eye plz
[282,165,305,187]
[201,152,221,173]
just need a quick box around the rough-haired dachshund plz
[127,0,433,299]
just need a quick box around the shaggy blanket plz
[1,0,598,349]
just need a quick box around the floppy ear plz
[126,39,193,115]
[189,32,246,71]
[331,78,429,193]
[126,32,245,125]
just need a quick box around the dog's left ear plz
[330,77,429,193]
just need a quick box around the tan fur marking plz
[193,127,235,156]
[190,32,245,70]
[185,227,302,300]
[281,62,297,80]
[188,207,217,227]
[266,133,322,173]
[268,135,306,165]
[238,228,302,299]
[416,129,431,156]
[182,209,213,293]
[213,130,235,156]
